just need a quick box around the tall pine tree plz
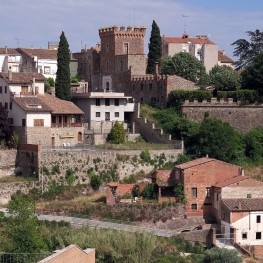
[146,20,162,74]
[55,31,71,100]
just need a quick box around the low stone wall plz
[39,149,183,191]
[0,181,38,205]
[178,229,214,246]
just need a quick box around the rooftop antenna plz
[182,15,189,34]
[15,37,23,47]
[133,8,136,27]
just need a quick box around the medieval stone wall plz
[181,99,263,132]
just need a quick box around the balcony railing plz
[51,122,82,128]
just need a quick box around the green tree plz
[244,126,263,162]
[174,183,186,203]
[55,31,71,100]
[146,20,162,74]
[90,174,102,190]
[241,52,263,95]
[161,52,208,85]
[232,29,263,69]
[6,194,47,255]
[0,104,11,144]
[191,117,244,162]
[107,121,125,144]
[202,247,242,263]
[209,65,241,91]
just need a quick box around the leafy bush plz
[168,89,212,108]
[65,168,75,186]
[107,121,125,144]
[142,183,157,199]
[90,174,102,191]
[201,247,242,263]
[140,150,152,163]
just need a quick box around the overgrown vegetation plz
[140,103,263,166]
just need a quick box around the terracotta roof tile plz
[163,36,216,45]
[155,170,176,187]
[222,198,263,212]
[213,176,263,188]
[218,51,234,63]
[37,94,84,115]
[0,48,20,55]
[0,72,45,84]
[12,97,51,113]
[175,157,214,169]
[116,184,134,196]
[18,48,57,60]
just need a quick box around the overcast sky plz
[1,0,262,60]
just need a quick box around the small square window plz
[242,233,247,239]
[96,112,100,118]
[191,204,197,210]
[247,194,251,198]
[256,232,261,240]
[115,112,119,118]
[257,215,261,223]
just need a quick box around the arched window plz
[78,132,82,142]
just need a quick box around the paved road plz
[0,208,182,237]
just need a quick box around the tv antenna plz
[15,37,23,47]
[133,8,136,27]
[182,15,189,34]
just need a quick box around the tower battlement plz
[99,26,146,37]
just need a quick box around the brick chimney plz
[8,70,12,81]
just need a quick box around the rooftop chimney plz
[8,70,12,81]
[5,46,7,54]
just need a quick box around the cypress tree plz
[146,20,162,74]
[55,31,71,100]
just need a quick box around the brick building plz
[173,157,243,220]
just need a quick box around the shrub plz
[65,168,75,186]
[90,174,102,191]
[140,150,151,163]
[107,121,125,144]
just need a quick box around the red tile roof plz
[163,36,216,45]
[214,176,263,188]
[37,94,84,115]
[18,48,57,60]
[0,72,45,84]
[218,51,234,64]
[116,184,134,197]
[155,170,176,187]
[12,97,51,113]
[0,48,20,55]
[175,157,214,169]
[222,198,263,212]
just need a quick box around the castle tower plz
[99,26,146,91]
[99,26,146,74]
